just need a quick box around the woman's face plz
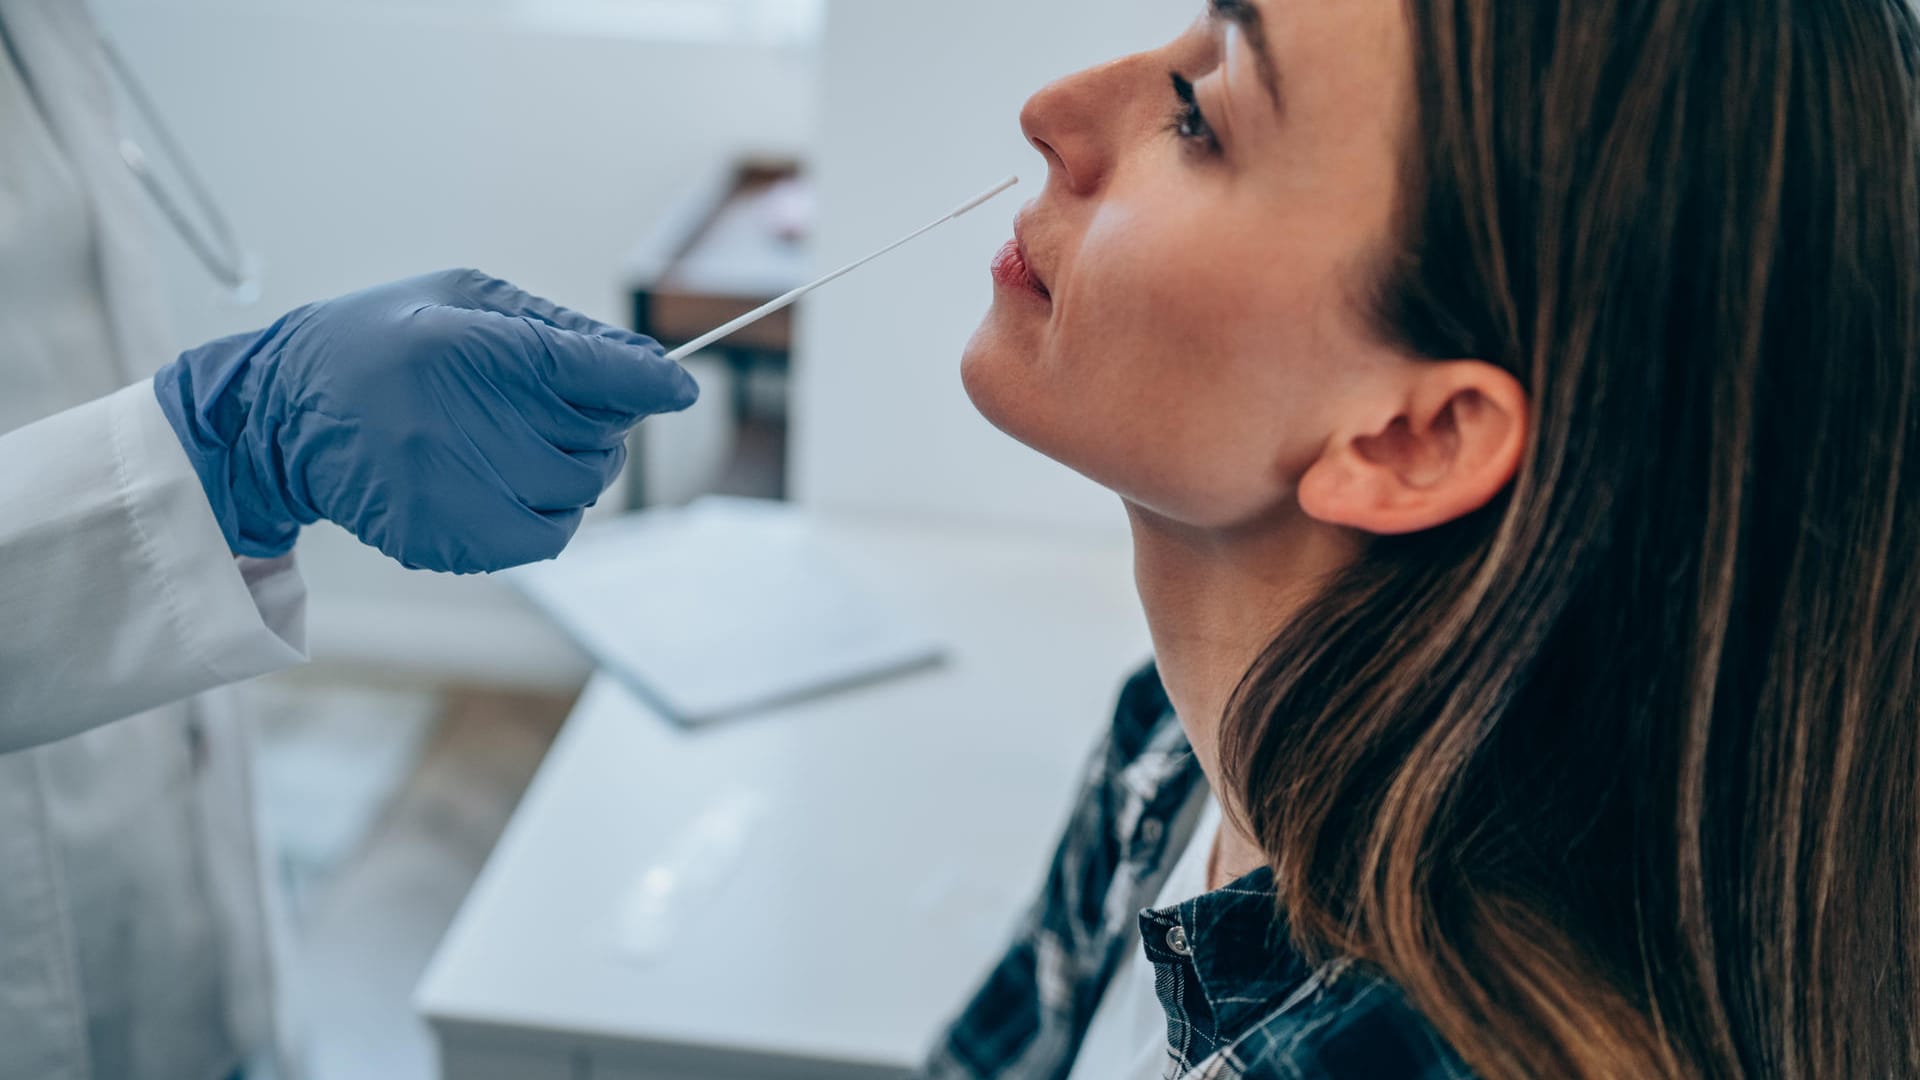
[963,0,1418,530]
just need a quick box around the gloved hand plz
[154,268,699,574]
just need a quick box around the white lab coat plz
[0,2,308,1078]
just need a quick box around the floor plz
[256,683,576,1080]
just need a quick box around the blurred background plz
[82,0,1190,1076]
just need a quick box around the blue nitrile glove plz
[154,268,699,574]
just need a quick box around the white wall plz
[789,0,1192,536]
[88,0,817,687]
[86,0,1192,680]
[91,0,816,348]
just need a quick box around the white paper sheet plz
[506,498,945,723]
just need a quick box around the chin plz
[963,324,1069,461]
[960,315,1142,504]
[960,321,1025,436]
[963,332,1103,492]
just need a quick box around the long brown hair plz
[1221,2,1920,1076]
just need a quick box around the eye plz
[1168,73,1221,155]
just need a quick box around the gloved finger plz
[493,437,620,513]
[503,445,627,513]
[357,478,574,575]
[442,269,657,347]
[357,414,588,572]
[420,496,584,574]
[534,506,587,551]
[449,378,630,510]
[450,503,583,573]
[581,443,629,506]
[519,316,700,422]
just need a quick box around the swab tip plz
[951,175,1022,219]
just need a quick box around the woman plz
[923,0,1919,1077]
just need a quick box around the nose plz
[1019,57,1132,197]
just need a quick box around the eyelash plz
[1168,73,1221,155]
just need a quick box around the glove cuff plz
[153,353,302,559]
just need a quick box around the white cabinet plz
[418,515,1149,1078]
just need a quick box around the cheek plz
[962,210,1205,468]
[962,202,1347,527]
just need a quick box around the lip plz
[991,217,1051,301]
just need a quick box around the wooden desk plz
[625,160,809,505]
[416,513,1149,1079]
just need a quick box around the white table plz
[415,514,1149,1079]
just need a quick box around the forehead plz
[1240,0,1414,166]
[1253,0,1411,86]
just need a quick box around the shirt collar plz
[1139,864,1315,1047]
[1122,665,1318,1043]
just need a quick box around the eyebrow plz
[1210,0,1283,112]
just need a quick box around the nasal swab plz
[663,175,1021,363]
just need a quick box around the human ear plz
[1296,361,1528,535]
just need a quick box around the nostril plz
[1019,94,1066,169]
[1019,79,1095,195]
[1026,132,1078,194]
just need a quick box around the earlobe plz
[1298,361,1528,536]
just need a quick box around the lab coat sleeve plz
[0,382,308,751]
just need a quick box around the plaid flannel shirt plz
[916,663,1476,1080]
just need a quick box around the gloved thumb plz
[524,317,701,419]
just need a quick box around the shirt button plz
[1141,819,1164,845]
[1166,925,1192,957]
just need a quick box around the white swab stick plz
[663,175,1020,363]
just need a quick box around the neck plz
[1127,502,1358,889]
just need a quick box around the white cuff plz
[108,384,308,682]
